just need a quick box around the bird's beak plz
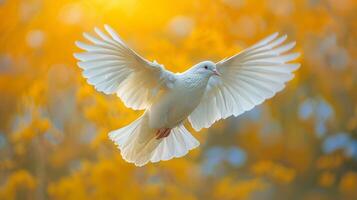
[213,69,221,76]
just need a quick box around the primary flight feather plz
[74,25,300,166]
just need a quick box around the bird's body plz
[149,67,211,129]
[74,25,300,166]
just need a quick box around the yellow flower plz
[0,170,36,200]
[319,171,335,187]
[251,160,296,184]
[339,171,357,195]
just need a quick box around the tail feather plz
[109,115,199,166]
[150,125,199,163]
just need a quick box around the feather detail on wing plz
[188,33,300,131]
[74,25,176,110]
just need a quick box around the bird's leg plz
[155,129,164,138]
[162,128,171,138]
[156,128,169,139]
[156,128,171,139]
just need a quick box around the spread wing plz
[188,33,300,131]
[74,25,176,110]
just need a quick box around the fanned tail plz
[109,115,199,166]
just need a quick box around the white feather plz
[109,114,199,167]
[74,26,299,166]
[74,25,176,110]
[188,33,300,131]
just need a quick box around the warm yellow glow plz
[0,0,356,199]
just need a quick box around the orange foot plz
[156,128,171,140]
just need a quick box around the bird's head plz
[191,61,220,77]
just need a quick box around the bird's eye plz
[204,65,208,69]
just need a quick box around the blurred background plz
[0,0,356,199]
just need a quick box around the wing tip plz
[286,41,297,51]
[104,24,111,30]
[272,32,279,38]
[289,63,301,72]
[74,41,83,49]
[77,61,85,69]
[293,52,301,59]
[73,53,80,60]
[284,52,301,62]
[82,32,92,41]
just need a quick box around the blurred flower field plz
[0,0,356,199]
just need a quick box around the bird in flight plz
[74,25,300,166]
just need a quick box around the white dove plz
[74,25,300,166]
